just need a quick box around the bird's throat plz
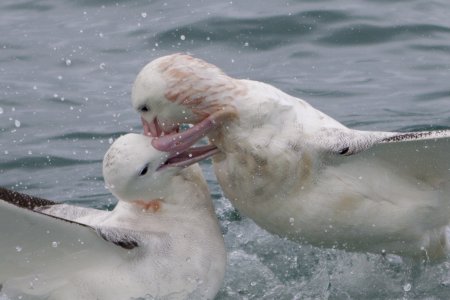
[133,199,162,212]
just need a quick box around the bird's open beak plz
[158,145,219,171]
[142,116,163,137]
[146,106,237,154]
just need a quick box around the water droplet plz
[186,257,191,262]
[65,59,72,66]
[188,153,193,158]
[108,138,113,144]
[99,63,106,70]
[99,32,104,38]
[57,75,63,80]
[289,217,295,226]
[14,120,21,127]
[0,107,3,114]
[250,281,257,286]
[141,12,147,18]
[52,241,58,248]
[16,246,22,252]
[180,35,186,41]
[28,150,32,155]
[403,283,412,292]
[32,85,37,90]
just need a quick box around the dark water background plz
[1,0,450,299]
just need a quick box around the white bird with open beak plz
[132,53,450,260]
[0,133,225,299]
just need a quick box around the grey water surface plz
[1,0,450,299]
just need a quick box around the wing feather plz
[0,188,127,286]
[326,129,450,184]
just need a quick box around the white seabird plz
[0,133,226,299]
[132,53,450,260]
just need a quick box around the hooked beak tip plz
[141,116,152,136]
[141,116,162,137]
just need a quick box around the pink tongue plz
[151,115,217,152]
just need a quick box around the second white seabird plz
[0,133,225,299]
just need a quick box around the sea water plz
[1,0,450,299]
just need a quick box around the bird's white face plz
[103,133,218,205]
[131,56,201,136]
[131,54,239,156]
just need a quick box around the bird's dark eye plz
[140,105,149,113]
[139,164,149,176]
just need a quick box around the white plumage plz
[0,133,225,299]
[133,53,450,260]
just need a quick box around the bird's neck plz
[132,199,162,212]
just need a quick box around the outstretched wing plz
[326,129,450,184]
[0,188,129,287]
[0,187,104,222]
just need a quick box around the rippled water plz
[1,0,450,299]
